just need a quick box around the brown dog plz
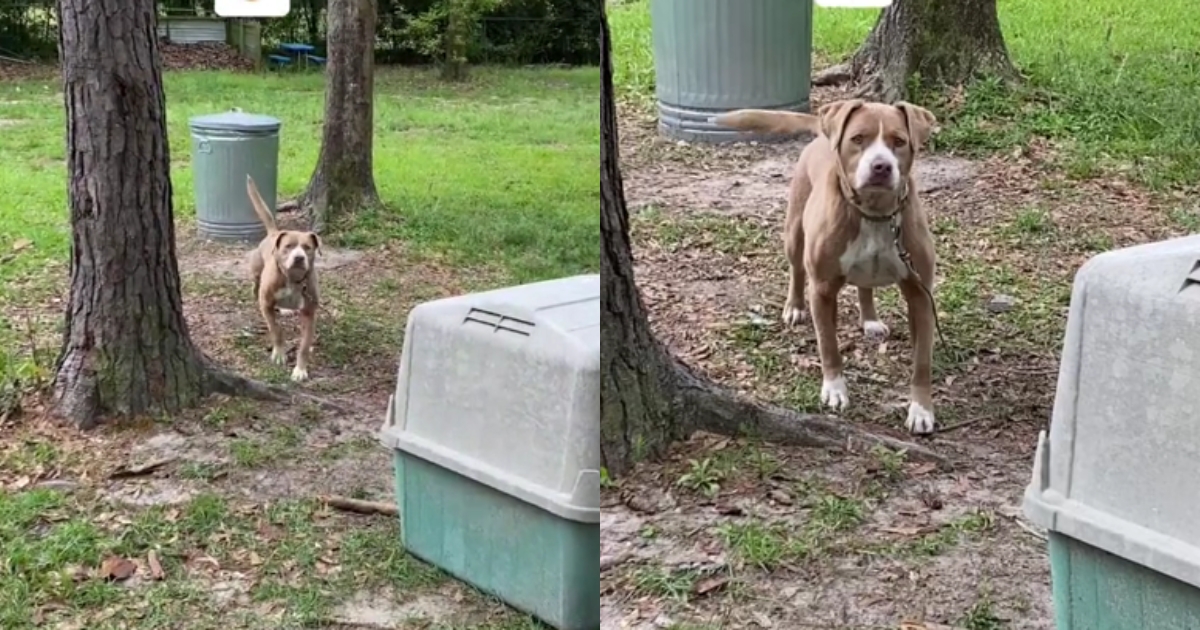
[713,100,940,434]
[245,175,321,382]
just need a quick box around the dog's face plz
[272,230,320,280]
[818,99,937,197]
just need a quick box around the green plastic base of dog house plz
[1049,532,1200,629]
[392,452,600,630]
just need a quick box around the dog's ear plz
[274,231,287,252]
[894,101,938,150]
[308,232,321,254]
[817,99,865,148]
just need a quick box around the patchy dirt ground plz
[0,211,537,629]
[600,97,1194,629]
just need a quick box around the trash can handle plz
[197,139,212,154]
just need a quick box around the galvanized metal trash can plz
[189,112,281,242]
[651,0,813,143]
[1024,234,1200,628]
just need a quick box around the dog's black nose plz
[871,160,893,176]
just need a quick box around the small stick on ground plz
[320,494,399,517]
[937,416,989,434]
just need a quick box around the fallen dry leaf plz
[147,551,165,580]
[98,556,137,581]
[11,238,31,252]
[693,576,728,597]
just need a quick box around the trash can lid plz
[189,111,281,133]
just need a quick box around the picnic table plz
[269,43,326,69]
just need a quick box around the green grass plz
[0,489,453,628]
[608,0,1200,188]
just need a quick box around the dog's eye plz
[850,134,865,145]
[893,137,908,148]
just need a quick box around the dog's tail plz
[245,175,278,233]
[709,109,821,136]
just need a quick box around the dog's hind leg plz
[857,288,889,342]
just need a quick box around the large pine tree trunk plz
[54,0,208,429]
[301,0,380,232]
[598,5,944,476]
[847,0,1016,102]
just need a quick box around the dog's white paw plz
[905,401,936,435]
[291,365,309,382]
[862,320,890,342]
[270,348,286,365]
[820,376,849,411]
[782,302,808,327]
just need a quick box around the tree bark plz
[54,0,212,429]
[846,0,1017,102]
[598,6,947,476]
[441,0,470,81]
[301,0,381,232]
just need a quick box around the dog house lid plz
[189,111,281,133]
[1024,234,1200,590]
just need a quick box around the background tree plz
[818,0,1017,102]
[300,0,381,231]
[54,0,314,430]
[598,4,941,476]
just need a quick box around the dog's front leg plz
[900,276,936,434]
[809,279,848,411]
[292,309,315,382]
[260,300,286,366]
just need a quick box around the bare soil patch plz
[602,110,1190,628]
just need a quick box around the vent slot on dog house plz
[1178,259,1200,293]
[462,308,535,336]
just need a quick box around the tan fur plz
[245,175,322,382]
[709,109,821,136]
[717,99,941,434]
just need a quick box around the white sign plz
[814,0,892,7]
[215,0,290,18]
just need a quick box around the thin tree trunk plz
[441,0,470,81]
[54,0,210,429]
[598,6,947,476]
[301,0,380,232]
[845,0,1017,102]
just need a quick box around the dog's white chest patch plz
[839,219,908,288]
[274,284,305,311]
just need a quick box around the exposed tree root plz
[203,360,351,415]
[670,359,950,468]
[812,63,853,87]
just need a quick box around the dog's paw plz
[782,302,808,327]
[862,320,890,343]
[291,365,309,382]
[270,348,286,365]
[820,376,849,411]
[905,402,936,435]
